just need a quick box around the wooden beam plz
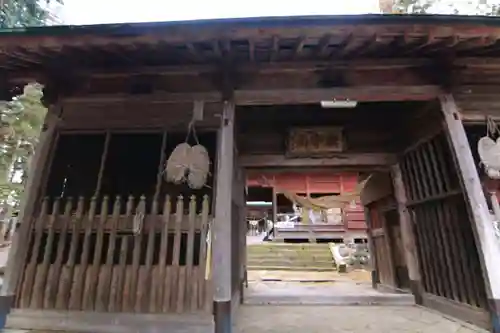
[62,85,441,105]
[455,57,500,69]
[234,86,440,104]
[390,163,423,304]
[440,94,500,332]
[246,167,389,177]
[240,153,397,168]
[10,58,435,82]
[213,101,235,333]
[461,113,500,124]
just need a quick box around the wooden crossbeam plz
[239,153,396,168]
[62,85,441,105]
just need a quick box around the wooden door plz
[385,210,410,289]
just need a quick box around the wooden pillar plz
[440,94,500,332]
[391,164,423,304]
[239,168,247,302]
[363,207,379,289]
[272,187,277,238]
[0,109,59,327]
[213,101,235,333]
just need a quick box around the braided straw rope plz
[165,120,211,189]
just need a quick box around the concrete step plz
[246,265,337,272]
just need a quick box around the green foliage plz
[0,84,46,205]
[0,0,60,209]
[393,0,435,13]
[393,0,500,15]
[0,0,62,28]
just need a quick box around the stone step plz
[247,257,334,265]
[248,244,330,250]
[247,250,333,258]
[247,256,334,262]
[248,248,331,255]
[246,243,334,271]
[247,248,331,255]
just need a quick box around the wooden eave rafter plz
[2,17,500,81]
[1,16,500,105]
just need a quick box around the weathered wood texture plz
[213,101,234,333]
[59,101,222,130]
[399,131,489,324]
[237,102,424,158]
[212,102,234,302]
[391,164,423,302]
[454,84,500,123]
[367,198,397,288]
[7,309,214,333]
[453,67,500,122]
[231,151,246,308]
[14,195,212,314]
[1,111,60,297]
[441,94,500,332]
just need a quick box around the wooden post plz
[363,207,379,289]
[272,187,277,238]
[239,168,247,304]
[213,101,234,333]
[440,94,500,332]
[391,164,423,304]
[0,109,59,327]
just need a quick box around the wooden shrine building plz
[0,14,499,333]
[246,171,367,242]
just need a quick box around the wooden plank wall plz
[400,131,488,310]
[15,195,212,314]
[453,69,500,122]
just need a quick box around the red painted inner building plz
[246,171,367,235]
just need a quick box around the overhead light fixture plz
[320,100,358,108]
[246,201,272,206]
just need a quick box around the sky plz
[57,0,382,25]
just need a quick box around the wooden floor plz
[6,310,214,333]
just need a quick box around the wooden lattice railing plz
[15,194,212,314]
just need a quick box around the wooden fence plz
[15,194,212,314]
